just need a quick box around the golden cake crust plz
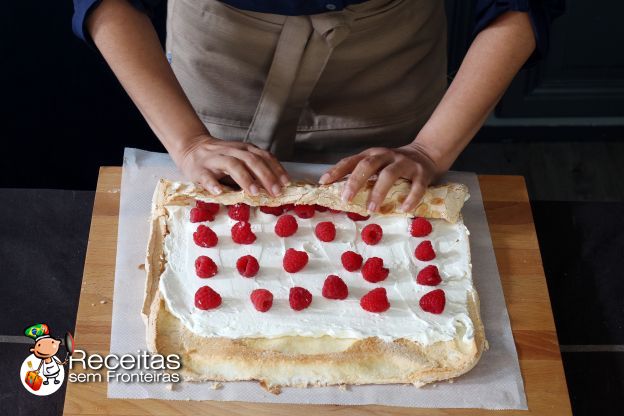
[155,178,469,223]
[143,179,485,393]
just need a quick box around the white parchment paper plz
[107,148,527,409]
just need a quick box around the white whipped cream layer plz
[159,204,475,345]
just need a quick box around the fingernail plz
[272,184,282,196]
[280,175,290,186]
[319,173,330,185]
[211,185,222,195]
[368,202,377,213]
[341,189,353,203]
[249,184,259,196]
[400,203,410,213]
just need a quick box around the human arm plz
[320,11,537,212]
[85,0,289,196]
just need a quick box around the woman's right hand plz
[172,134,291,197]
[86,2,290,197]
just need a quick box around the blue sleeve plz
[473,0,565,67]
[72,0,158,45]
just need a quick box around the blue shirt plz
[72,0,564,66]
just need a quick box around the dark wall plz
[1,2,167,190]
[497,1,624,118]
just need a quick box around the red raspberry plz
[196,200,220,215]
[283,248,309,273]
[236,255,259,278]
[275,214,298,237]
[194,286,222,310]
[281,203,294,212]
[293,204,315,219]
[315,221,336,242]
[193,225,218,248]
[259,206,284,216]
[289,287,312,311]
[415,240,436,261]
[361,257,389,283]
[231,221,256,244]
[341,251,363,271]
[361,224,383,245]
[314,204,328,212]
[347,212,370,221]
[190,207,215,223]
[416,265,442,286]
[195,256,218,278]
[250,289,273,312]
[329,208,342,214]
[360,288,390,313]
[419,289,446,314]
[322,275,348,300]
[410,217,433,237]
[228,203,250,221]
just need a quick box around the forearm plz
[86,0,208,160]
[412,11,536,173]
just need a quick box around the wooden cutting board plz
[63,167,572,415]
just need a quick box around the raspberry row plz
[194,280,390,313]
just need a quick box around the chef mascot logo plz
[20,323,73,396]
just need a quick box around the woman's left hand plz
[319,144,441,213]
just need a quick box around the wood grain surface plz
[63,167,572,415]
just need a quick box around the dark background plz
[1,1,624,415]
[1,1,623,191]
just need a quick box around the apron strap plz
[243,16,312,151]
[244,12,354,159]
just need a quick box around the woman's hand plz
[318,144,441,213]
[88,1,293,197]
[173,134,291,197]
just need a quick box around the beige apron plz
[166,0,447,159]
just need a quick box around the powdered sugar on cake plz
[159,205,475,345]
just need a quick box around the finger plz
[246,146,291,187]
[401,177,427,213]
[343,153,393,202]
[367,162,405,213]
[319,154,365,185]
[211,156,258,196]
[196,170,223,195]
[363,147,390,156]
[223,148,282,196]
